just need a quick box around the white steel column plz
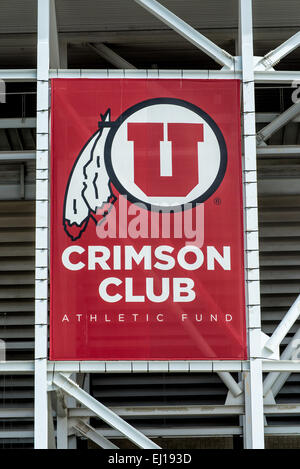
[35,0,51,449]
[239,0,265,449]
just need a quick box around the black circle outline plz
[104,97,227,212]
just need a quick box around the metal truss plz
[0,0,299,449]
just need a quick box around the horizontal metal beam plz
[1,360,300,375]
[49,69,241,79]
[0,361,34,374]
[0,70,37,81]
[0,118,36,128]
[0,409,35,418]
[70,405,243,418]
[255,113,300,124]
[1,115,289,129]
[262,360,300,372]
[3,403,300,421]
[0,68,298,84]
[49,360,247,373]
[255,70,300,83]
[49,69,300,84]
[94,425,300,438]
[69,403,300,418]
[257,146,300,157]
[2,425,300,439]
[89,426,242,437]
[0,151,36,162]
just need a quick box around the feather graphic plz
[63,110,115,240]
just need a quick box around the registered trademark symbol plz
[214,197,221,205]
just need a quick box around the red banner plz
[50,78,246,360]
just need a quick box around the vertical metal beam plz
[239,0,265,449]
[49,0,60,68]
[56,390,68,449]
[35,0,50,449]
[48,395,56,449]
[68,435,78,449]
[57,415,68,448]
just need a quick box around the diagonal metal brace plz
[134,0,234,69]
[73,419,119,449]
[52,372,160,449]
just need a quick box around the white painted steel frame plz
[239,0,264,449]
[35,0,51,449]
[20,0,297,450]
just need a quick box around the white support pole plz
[57,415,68,449]
[256,31,300,70]
[53,373,161,449]
[239,0,265,449]
[48,395,56,449]
[87,43,136,69]
[34,0,51,450]
[56,390,68,449]
[134,0,234,68]
[263,328,300,397]
[257,102,300,145]
[263,294,300,354]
